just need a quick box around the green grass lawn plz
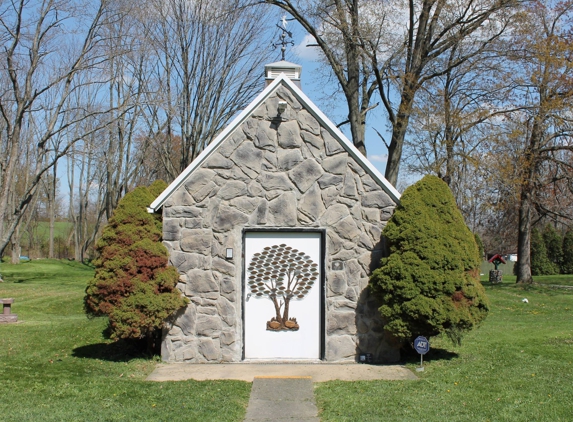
[316,281,573,421]
[0,260,250,422]
[2,260,572,421]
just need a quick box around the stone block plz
[277,120,302,148]
[169,189,195,206]
[298,183,326,222]
[362,208,381,223]
[254,121,278,151]
[213,204,249,232]
[186,269,218,293]
[192,181,218,203]
[184,169,216,195]
[242,117,259,140]
[169,251,211,272]
[218,167,253,183]
[180,229,212,255]
[204,153,234,169]
[341,169,358,199]
[198,338,220,361]
[322,154,347,175]
[164,206,203,219]
[327,231,344,255]
[276,86,303,110]
[326,335,356,360]
[297,110,321,135]
[320,203,349,226]
[360,174,382,192]
[229,197,259,214]
[258,172,295,191]
[323,128,344,156]
[219,130,245,158]
[197,315,222,337]
[217,296,236,326]
[317,173,343,189]
[184,218,202,229]
[252,200,268,225]
[176,305,197,336]
[218,180,248,200]
[321,186,341,208]
[247,180,264,197]
[289,159,324,193]
[230,141,263,175]
[197,306,217,316]
[220,330,236,346]
[277,149,304,171]
[300,131,324,151]
[328,272,347,296]
[268,192,297,226]
[212,257,235,277]
[361,191,394,209]
[327,311,357,335]
[163,219,181,241]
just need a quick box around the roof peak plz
[264,61,302,87]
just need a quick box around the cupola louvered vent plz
[265,60,302,88]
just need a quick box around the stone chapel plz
[147,61,401,363]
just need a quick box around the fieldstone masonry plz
[161,84,399,363]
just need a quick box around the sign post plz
[413,336,430,372]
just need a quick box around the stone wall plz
[161,83,399,363]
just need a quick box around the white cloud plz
[293,34,322,61]
[368,154,388,163]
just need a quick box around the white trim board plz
[148,73,400,213]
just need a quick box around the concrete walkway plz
[244,377,319,422]
[147,363,418,382]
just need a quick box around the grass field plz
[0,260,250,421]
[1,260,572,421]
[315,281,573,421]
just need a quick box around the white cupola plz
[264,60,302,88]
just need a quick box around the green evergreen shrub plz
[369,175,489,346]
[542,224,562,274]
[84,181,187,350]
[531,227,556,276]
[561,230,573,274]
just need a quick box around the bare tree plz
[136,0,274,180]
[0,0,127,256]
[264,0,519,186]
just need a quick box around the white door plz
[244,232,322,359]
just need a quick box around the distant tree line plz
[529,225,573,276]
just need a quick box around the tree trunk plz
[516,187,533,283]
[270,294,283,325]
[385,79,417,186]
[282,296,291,323]
[10,225,20,264]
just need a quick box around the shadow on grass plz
[399,347,459,365]
[72,338,153,362]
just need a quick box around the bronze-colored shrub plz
[85,181,187,350]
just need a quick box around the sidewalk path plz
[147,363,418,382]
[244,376,319,422]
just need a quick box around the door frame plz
[241,228,326,360]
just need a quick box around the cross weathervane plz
[272,15,295,61]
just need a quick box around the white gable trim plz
[148,74,400,213]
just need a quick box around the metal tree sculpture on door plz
[247,244,319,331]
